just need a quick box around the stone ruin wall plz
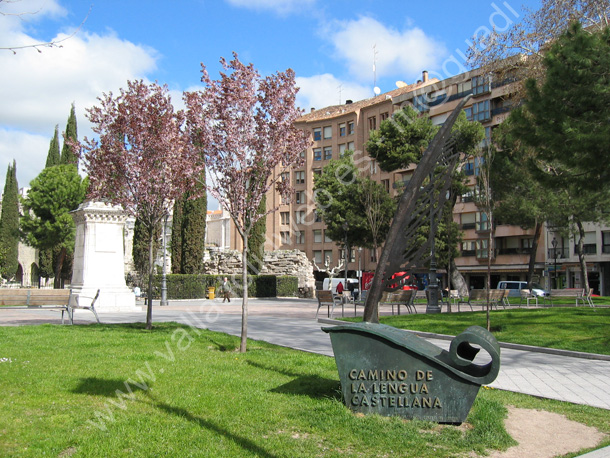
[203,248,315,291]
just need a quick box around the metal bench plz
[0,288,101,324]
[315,290,341,318]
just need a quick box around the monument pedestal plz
[71,201,139,312]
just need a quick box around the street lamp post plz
[342,222,349,300]
[552,237,558,289]
[160,213,169,306]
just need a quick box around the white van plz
[497,281,547,297]
[322,278,359,296]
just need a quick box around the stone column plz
[71,201,138,312]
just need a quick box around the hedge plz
[152,274,299,299]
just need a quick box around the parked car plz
[496,281,547,297]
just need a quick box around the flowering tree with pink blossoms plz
[77,80,205,330]
[185,53,310,352]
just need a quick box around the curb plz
[317,318,610,362]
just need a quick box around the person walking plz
[221,277,231,303]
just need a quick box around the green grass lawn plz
[349,307,610,356]
[1,323,608,457]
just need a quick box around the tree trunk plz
[575,220,590,295]
[527,221,543,286]
[240,233,249,353]
[146,227,154,330]
[486,213,494,332]
[53,246,66,289]
[450,259,468,297]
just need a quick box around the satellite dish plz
[396,81,407,88]
[373,86,381,95]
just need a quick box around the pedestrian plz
[221,277,231,303]
[336,281,344,295]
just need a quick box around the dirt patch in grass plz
[487,406,606,458]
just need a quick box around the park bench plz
[379,289,417,315]
[0,288,101,324]
[315,289,341,318]
[458,289,506,311]
[545,288,594,307]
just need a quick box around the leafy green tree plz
[314,151,396,252]
[507,23,610,295]
[0,161,20,280]
[61,104,79,166]
[20,164,87,288]
[46,126,61,168]
[247,195,266,275]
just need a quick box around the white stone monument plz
[71,201,139,312]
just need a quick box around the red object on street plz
[362,272,375,291]
[337,282,344,294]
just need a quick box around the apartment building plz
[280,68,548,290]
[204,67,610,294]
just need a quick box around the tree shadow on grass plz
[246,360,341,400]
[71,377,151,397]
[145,393,280,458]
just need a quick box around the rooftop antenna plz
[337,83,343,105]
[373,44,381,96]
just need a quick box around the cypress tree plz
[0,161,20,280]
[246,195,266,275]
[170,198,184,274]
[171,171,207,274]
[61,103,79,166]
[46,126,61,168]
[133,217,161,285]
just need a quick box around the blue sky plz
[0,0,540,195]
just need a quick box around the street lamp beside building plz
[552,237,558,289]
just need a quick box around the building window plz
[465,100,491,122]
[457,80,472,96]
[370,159,378,175]
[313,148,322,161]
[603,232,610,254]
[339,123,346,137]
[313,229,322,243]
[295,231,305,244]
[295,191,305,204]
[381,179,390,193]
[324,146,332,160]
[476,239,489,258]
[461,213,476,230]
[295,171,305,185]
[313,250,323,264]
[313,127,321,141]
[476,212,489,231]
[461,241,476,256]
[347,141,355,151]
[315,210,322,223]
[368,116,377,131]
[370,249,378,262]
[323,125,332,139]
[339,143,346,157]
[472,75,491,96]
[280,212,289,225]
[380,112,389,121]
[348,121,355,135]
[280,231,290,245]
[324,231,332,243]
[295,211,306,225]
[324,250,333,264]
[313,168,322,178]
[280,172,289,182]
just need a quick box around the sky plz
[0,0,541,197]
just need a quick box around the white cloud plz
[295,74,372,112]
[224,0,316,15]
[328,16,447,83]
[0,8,159,191]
